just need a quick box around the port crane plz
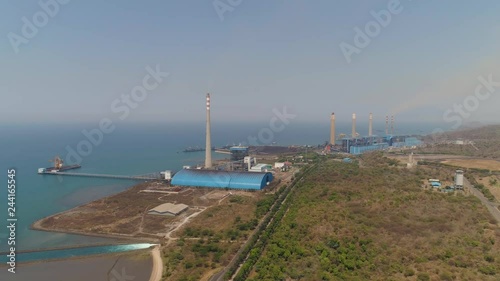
[49,156,64,169]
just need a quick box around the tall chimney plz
[369,112,373,137]
[385,115,389,135]
[205,93,212,168]
[391,115,394,135]
[330,112,336,145]
[352,113,356,138]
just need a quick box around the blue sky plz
[1,0,500,125]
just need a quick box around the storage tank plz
[162,170,172,180]
[455,170,464,189]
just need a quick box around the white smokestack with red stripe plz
[205,93,212,168]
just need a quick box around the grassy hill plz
[418,125,500,159]
[242,153,500,281]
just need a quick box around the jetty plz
[38,171,163,181]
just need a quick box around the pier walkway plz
[39,171,163,181]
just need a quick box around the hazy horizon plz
[2,1,500,124]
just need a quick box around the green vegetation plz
[226,164,317,281]
[418,160,498,202]
[162,191,272,279]
[241,154,500,280]
[418,125,500,159]
[466,174,496,202]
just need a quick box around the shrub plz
[485,255,495,263]
[417,273,430,281]
[479,265,496,275]
[439,271,454,281]
[404,268,415,277]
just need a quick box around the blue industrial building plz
[341,135,423,155]
[171,169,273,190]
[350,143,389,154]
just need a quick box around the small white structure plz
[274,162,285,169]
[406,152,416,169]
[183,165,191,169]
[244,156,258,171]
[455,170,464,189]
[274,162,291,171]
[148,203,188,216]
[160,170,172,180]
[249,163,273,172]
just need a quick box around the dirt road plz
[148,245,162,281]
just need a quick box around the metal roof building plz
[171,169,273,190]
[148,203,188,216]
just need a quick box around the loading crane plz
[49,156,64,169]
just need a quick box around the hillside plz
[418,125,500,159]
[240,153,500,281]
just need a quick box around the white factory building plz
[249,163,273,173]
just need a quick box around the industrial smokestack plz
[391,115,394,135]
[352,113,356,138]
[330,112,336,145]
[205,93,212,168]
[369,113,373,137]
[385,115,389,135]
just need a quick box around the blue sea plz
[0,121,442,263]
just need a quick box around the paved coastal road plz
[465,178,500,224]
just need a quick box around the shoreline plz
[0,247,155,281]
[17,181,165,279]
[30,217,159,244]
[0,247,153,267]
[30,181,162,244]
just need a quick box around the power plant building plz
[230,146,249,161]
[333,112,423,155]
[171,169,273,190]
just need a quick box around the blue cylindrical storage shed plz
[171,169,273,190]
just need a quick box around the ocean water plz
[0,121,440,262]
[15,243,157,263]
